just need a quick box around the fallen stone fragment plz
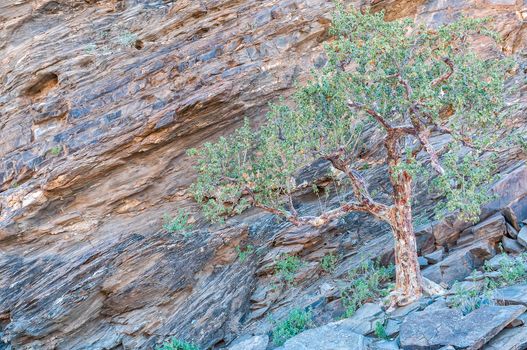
[506,223,519,239]
[283,321,370,350]
[424,249,445,264]
[484,254,514,271]
[423,241,496,285]
[369,339,400,350]
[227,335,269,350]
[418,256,429,267]
[518,226,527,247]
[399,305,526,349]
[501,236,524,254]
[484,314,527,350]
[339,303,385,335]
[493,284,527,306]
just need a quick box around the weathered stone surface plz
[484,314,527,350]
[423,242,496,285]
[501,236,524,254]
[338,303,385,335]
[369,339,400,350]
[283,321,369,350]
[493,284,527,306]
[485,254,514,271]
[424,248,445,264]
[0,0,526,348]
[226,334,268,350]
[400,305,527,350]
[518,226,527,247]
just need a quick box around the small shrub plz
[275,255,303,284]
[49,146,61,156]
[116,31,138,47]
[320,252,339,273]
[341,260,394,317]
[374,321,389,340]
[157,338,200,350]
[163,210,193,236]
[236,245,255,263]
[450,282,494,315]
[271,309,312,346]
[452,254,527,314]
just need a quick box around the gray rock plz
[384,319,401,337]
[506,223,519,239]
[283,321,369,350]
[501,236,524,254]
[493,284,527,306]
[485,254,514,271]
[424,249,445,264]
[423,242,495,285]
[227,335,269,350]
[369,339,400,350]
[457,233,475,246]
[484,314,527,350]
[340,303,385,335]
[400,305,526,349]
[518,226,527,248]
[470,214,508,243]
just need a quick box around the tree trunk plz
[390,191,423,304]
[386,136,423,305]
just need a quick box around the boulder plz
[227,335,269,350]
[418,256,429,267]
[339,303,385,335]
[484,314,527,350]
[518,226,527,248]
[282,321,369,350]
[502,196,527,232]
[400,305,526,349]
[493,284,527,306]
[424,249,445,264]
[369,339,400,350]
[484,254,514,271]
[467,214,507,244]
[506,223,519,239]
[423,242,495,285]
[501,236,524,254]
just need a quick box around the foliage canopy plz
[189,7,512,225]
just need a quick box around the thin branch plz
[347,100,393,131]
[431,125,498,152]
[431,57,454,87]
[414,128,445,175]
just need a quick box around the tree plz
[188,7,514,305]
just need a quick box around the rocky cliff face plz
[0,0,526,349]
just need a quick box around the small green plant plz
[84,43,97,54]
[11,181,19,189]
[275,255,303,284]
[374,321,389,340]
[236,245,255,263]
[341,260,395,317]
[163,209,193,236]
[450,282,494,315]
[452,253,527,314]
[116,31,138,47]
[495,253,527,285]
[49,146,61,156]
[320,252,339,273]
[271,309,312,346]
[157,338,200,350]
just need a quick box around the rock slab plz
[400,305,526,349]
[283,321,369,350]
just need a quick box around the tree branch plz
[431,57,454,87]
[347,100,393,131]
